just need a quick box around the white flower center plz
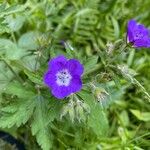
[56,69,72,86]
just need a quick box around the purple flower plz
[127,19,150,48]
[44,55,84,99]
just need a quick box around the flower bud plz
[94,87,109,102]
[60,100,75,122]
[75,99,90,122]
[90,83,109,107]
[60,95,90,122]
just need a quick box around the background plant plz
[0,0,150,149]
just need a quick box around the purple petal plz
[134,39,150,48]
[149,29,150,37]
[43,71,56,88]
[127,30,134,43]
[48,55,67,71]
[51,86,72,99]
[128,20,137,29]
[137,24,149,38]
[69,75,82,93]
[67,59,84,76]
[148,39,150,47]
[127,20,137,42]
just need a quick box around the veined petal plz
[128,20,137,29]
[69,75,82,93]
[43,71,56,88]
[48,55,67,71]
[51,86,72,99]
[134,39,150,48]
[67,59,84,76]
[136,24,149,39]
[127,20,137,42]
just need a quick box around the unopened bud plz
[60,95,90,122]
[60,100,74,121]
[75,99,90,122]
[94,88,109,102]
[90,83,109,107]
[117,65,129,75]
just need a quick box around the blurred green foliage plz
[0,0,150,149]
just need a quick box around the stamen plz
[56,69,72,86]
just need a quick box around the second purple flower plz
[127,19,150,48]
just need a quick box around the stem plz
[11,32,17,43]
[57,138,67,148]
[36,85,41,95]
[109,64,150,102]
[34,52,40,72]
[120,43,128,52]
[133,78,150,102]
[51,125,75,137]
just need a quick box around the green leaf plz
[31,95,62,150]
[18,31,40,50]
[119,110,129,127]
[0,38,27,60]
[78,90,109,137]
[10,59,42,84]
[31,96,52,150]
[0,97,36,128]
[0,62,14,92]
[24,70,43,85]
[0,3,7,13]
[111,16,120,39]
[64,42,76,58]
[4,14,25,31]
[84,56,98,73]
[0,4,25,17]
[3,81,35,99]
[127,48,135,67]
[130,109,150,122]
[106,83,127,106]
[0,81,36,128]
[22,55,40,71]
[0,23,10,34]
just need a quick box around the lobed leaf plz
[78,90,109,137]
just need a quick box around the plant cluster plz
[0,0,150,149]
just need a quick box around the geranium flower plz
[127,19,150,48]
[44,55,84,99]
